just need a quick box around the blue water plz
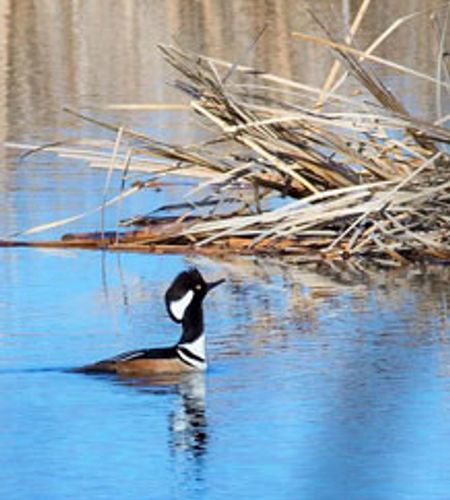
[0,248,449,500]
[2,2,450,498]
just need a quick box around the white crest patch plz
[170,289,194,321]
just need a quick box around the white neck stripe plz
[177,335,207,370]
[179,335,206,359]
[177,348,207,370]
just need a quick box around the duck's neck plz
[177,305,207,369]
[179,305,204,344]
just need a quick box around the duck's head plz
[165,268,225,323]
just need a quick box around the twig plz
[325,152,442,252]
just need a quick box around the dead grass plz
[3,4,450,264]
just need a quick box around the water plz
[1,2,450,499]
[0,251,449,499]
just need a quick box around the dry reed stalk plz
[9,185,141,239]
[101,127,124,237]
[315,0,372,108]
[291,32,450,91]
[104,104,189,110]
[317,3,450,105]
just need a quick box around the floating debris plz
[4,6,450,264]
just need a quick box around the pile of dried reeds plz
[4,5,450,264]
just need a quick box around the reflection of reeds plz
[3,7,450,264]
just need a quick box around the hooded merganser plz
[76,268,225,376]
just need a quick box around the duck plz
[75,268,225,376]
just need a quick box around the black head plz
[165,268,225,323]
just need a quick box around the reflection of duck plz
[169,373,208,459]
[75,269,225,376]
[114,372,209,460]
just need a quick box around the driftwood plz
[4,6,450,264]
